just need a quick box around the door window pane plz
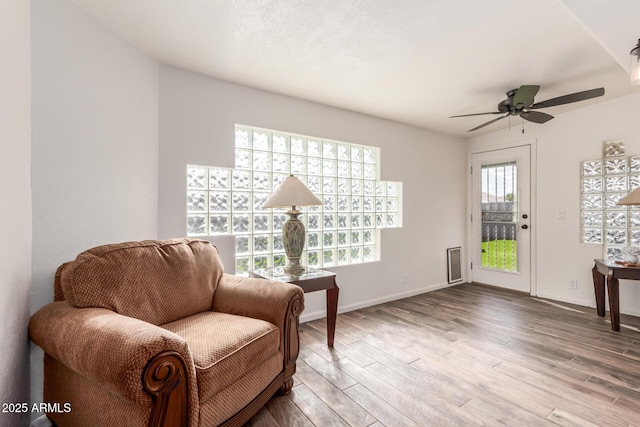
[480,162,518,272]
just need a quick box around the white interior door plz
[472,146,531,293]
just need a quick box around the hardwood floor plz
[246,283,640,427]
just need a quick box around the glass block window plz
[581,140,640,260]
[187,125,402,273]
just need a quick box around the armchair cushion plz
[60,238,223,325]
[161,312,280,403]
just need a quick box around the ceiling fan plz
[450,85,605,132]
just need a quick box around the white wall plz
[468,92,640,316]
[30,0,159,415]
[0,1,31,426]
[159,65,468,320]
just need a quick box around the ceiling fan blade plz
[520,110,554,124]
[468,113,509,132]
[449,111,503,118]
[530,87,605,109]
[512,85,540,109]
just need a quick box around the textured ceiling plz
[70,0,640,138]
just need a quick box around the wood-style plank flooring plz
[245,283,640,426]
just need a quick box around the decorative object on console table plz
[262,174,323,275]
[621,246,640,263]
[250,266,339,347]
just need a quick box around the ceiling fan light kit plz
[450,85,605,132]
[631,38,640,86]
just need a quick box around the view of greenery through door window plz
[481,161,518,271]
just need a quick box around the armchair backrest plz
[58,238,223,325]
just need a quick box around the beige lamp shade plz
[617,187,640,205]
[262,175,323,208]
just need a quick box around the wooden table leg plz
[592,265,605,317]
[607,274,620,331]
[326,281,339,347]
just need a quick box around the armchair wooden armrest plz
[29,301,196,426]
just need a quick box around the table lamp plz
[262,174,323,275]
[617,187,640,205]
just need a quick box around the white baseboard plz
[533,291,640,318]
[300,281,456,323]
[534,292,595,311]
[30,415,52,427]
[300,284,640,325]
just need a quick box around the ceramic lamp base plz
[284,258,304,275]
[283,208,306,276]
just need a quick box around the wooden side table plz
[249,267,339,347]
[592,258,640,331]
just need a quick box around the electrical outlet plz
[402,273,408,285]
[570,279,578,290]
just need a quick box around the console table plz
[592,258,640,331]
[249,267,339,347]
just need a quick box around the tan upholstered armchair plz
[29,238,304,427]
